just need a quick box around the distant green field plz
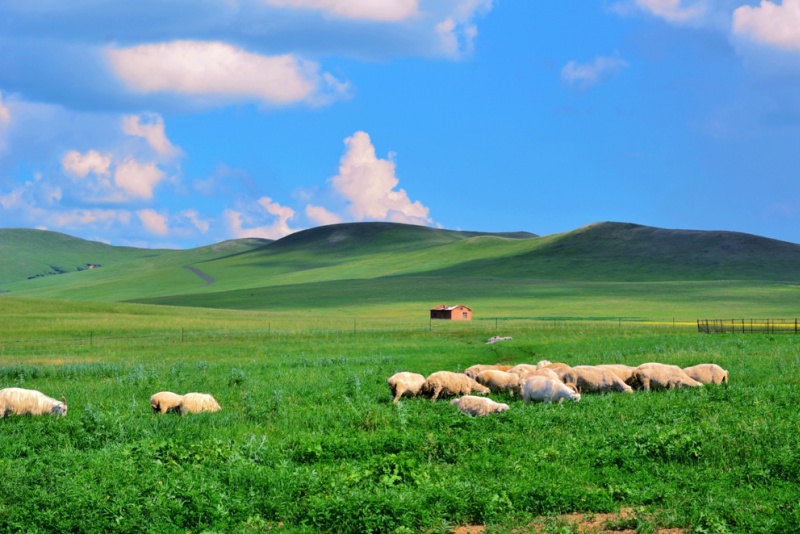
[0,298,798,533]
[3,222,800,322]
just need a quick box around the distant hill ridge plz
[1,221,799,306]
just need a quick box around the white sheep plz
[450,395,509,416]
[629,363,703,391]
[594,364,637,383]
[179,392,221,415]
[522,376,581,404]
[475,369,524,396]
[150,391,184,414]
[0,387,67,418]
[387,372,427,403]
[463,364,513,379]
[561,365,633,394]
[682,364,729,385]
[422,371,490,402]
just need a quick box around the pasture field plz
[0,298,798,533]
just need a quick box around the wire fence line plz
[0,317,711,357]
[697,318,800,334]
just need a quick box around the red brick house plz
[430,304,472,321]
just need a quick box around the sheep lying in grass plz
[387,372,427,403]
[451,395,509,416]
[179,392,221,415]
[475,370,523,396]
[522,376,581,404]
[629,363,703,391]
[561,365,633,394]
[150,391,184,414]
[463,364,513,379]
[422,371,490,402]
[0,387,67,418]
[682,363,728,385]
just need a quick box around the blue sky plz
[2,0,800,248]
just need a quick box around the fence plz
[697,318,800,334]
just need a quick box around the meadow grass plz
[0,299,798,533]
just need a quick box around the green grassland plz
[1,222,799,532]
[2,222,800,321]
[0,300,798,533]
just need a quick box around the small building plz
[430,304,472,321]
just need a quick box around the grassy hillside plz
[2,222,800,320]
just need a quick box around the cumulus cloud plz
[633,0,707,22]
[330,131,431,225]
[138,208,170,235]
[733,0,800,51]
[106,40,350,106]
[62,150,112,178]
[263,0,419,21]
[225,197,300,240]
[305,204,343,225]
[182,209,210,233]
[122,114,182,159]
[436,0,493,58]
[113,159,165,200]
[561,55,629,89]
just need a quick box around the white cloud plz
[182,209,210,233]
[122,114,182,160]
[0,93,9,126]
[263,0,419,21]
[106,40,350,106]
[61,150,112,178]
[436,0,493,58]
[225,197,300,240]
[305,204,343,225]
[330,131,432,225]
[138,208,170,235]
[733,0,800,51]
[51,209,132,229]
[634,0,707,22]
[113,159,165,200]
[561,55,629,89]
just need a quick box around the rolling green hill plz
[1,222,799,319]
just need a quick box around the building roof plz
[430,304,471,311]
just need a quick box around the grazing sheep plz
[179,392,221,415]
[463,364,513,379]
[561,365,633,394]
[150,391,184,414]
[387,372,427,403]
[507,364,539,376]
[475,370,523,396]
[0,388,67,418]
[518,367,561,382]
[629,363,703,391]
[422,371,490,402]
[451,395,510,416]
[542,362,572,380]
[595,364,637,383]
[522,376,581,404]
[682,363,729,385]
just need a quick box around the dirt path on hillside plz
[184,265,215,286]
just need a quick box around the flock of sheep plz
[0,387,221,419]
[1,357,728,421]
[388,360,729,417]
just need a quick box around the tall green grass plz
[0,299,798,532]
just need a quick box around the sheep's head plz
[52,396,68,417]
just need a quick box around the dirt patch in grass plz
[453,508,687,533]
